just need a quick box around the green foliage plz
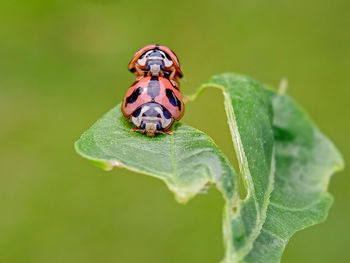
[75,73,343,263]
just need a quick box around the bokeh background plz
[1,0,349,262]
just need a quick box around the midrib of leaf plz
[221,88,256,201]
[224,86,274,261]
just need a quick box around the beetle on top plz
[128,44,183,89]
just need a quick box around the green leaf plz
[242,91,344,263]
[75,105,237,204]
[75,73,343,263]
[198,74,275,262]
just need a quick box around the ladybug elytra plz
[122,76,184,136]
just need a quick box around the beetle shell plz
[128,44,183,79]
[122,76,184,121]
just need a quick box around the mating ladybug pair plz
[122,44,185,136]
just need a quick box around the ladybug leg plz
[134,64,145,81]
[169,66,179,88]
[170,79,179,88]
[161,129,175,135]
[130,127,145,133]
[130,128,174,136]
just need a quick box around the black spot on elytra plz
[139,52,146,59]
[132,107,141,117]
[166,89,182,110]
[164,52,172,61]
[125,87,143,106]
[147,78,160,100]
[163,107,171,119]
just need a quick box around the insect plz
[122,76,184,136]
[128,44,183,88]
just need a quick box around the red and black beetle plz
[122,76,184,136]
[128,44,183,88]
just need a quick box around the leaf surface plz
[199,74,275,262]
[75,105,236,203]
[242,91,344,263]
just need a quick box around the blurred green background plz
[1,0,349,262]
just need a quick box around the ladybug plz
[128,44,183,88]
[122,76,184,136]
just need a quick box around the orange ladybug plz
[122,76,184,136]
[128,44,183,89]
